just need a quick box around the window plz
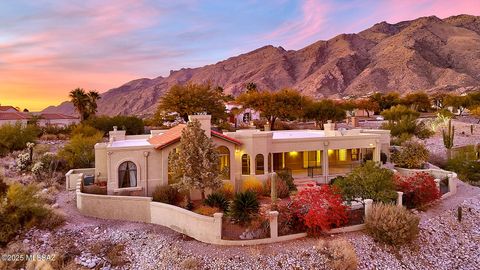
[351,149,359,161]
[217,146,230,179]
[241,154,250,175]
[255,154,264,175]
[339,149,347,161]
[118,161,137,188]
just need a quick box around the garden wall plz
[393,167,457,198]
[76,182,152,223]
[150,202,222,243]
[66,168,95,191]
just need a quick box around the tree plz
[170,119,222,200]
[304,99,346,128]
[355,99,380,117]
[237,89,308,130]
[69,88,89,121]
[58,126,103,169]
[245,82,257,93]
[156,82,228,123]
[69,88,101,121]
[381,105,420,123]
[86,91,101,118]
[369,92,400,112]
[381,106,433,144]
[444,94,472,116]
[401,92,431,112]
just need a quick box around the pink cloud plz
[264,0,330,49]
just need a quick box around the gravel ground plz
[1,124,479,270]
[1,179,477,270]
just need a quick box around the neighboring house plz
[0,106,20,113]
[36,113,80,127]
[0,111,31,126]
[0,105,79,127]
[225,102,261,126]
[93,115,390,197]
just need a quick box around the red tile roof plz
[211,130,242,145]
[0,112,31,120]
[148,124,242,149]
[0,106,19,112]
[148,124,186,149]
[40,113,78,120]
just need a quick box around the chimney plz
[323,120,337,136]
[188,114,212,137]
[109,126,126,142]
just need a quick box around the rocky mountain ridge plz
[43,14,480,117]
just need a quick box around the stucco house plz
[0,106,31,126]
[93,115,390,197]
[35,113,80,127]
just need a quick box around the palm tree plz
[87,91,101,117]
[69,88,89,121]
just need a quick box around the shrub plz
[333,161,397,203]
[292,185,348,235]
[0,123,39,156]
[395,172,441,209]
[230,191,260,225]
[362,151,388,164]
[85,115,145,135]
[0,175,7,196]
[263,177,290,198]
[276,170,296,191]
[180,257,202,270]
[365,203,420,245]
[82,184,107,195]
[391,140,429,169]
[446,151,480,186]
[58,129,103,169]
[194,205,220,217]
[152,185,184,206]
[317,238,358,270]
[71,124,101,137]
[272,201,304,235]
[242,177,264,195]
[204,192,230,211]
[0,183,63,245]
[217,181,234,200]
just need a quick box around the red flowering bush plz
[292,185,348,235]
[395,172,440,209]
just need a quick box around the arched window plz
[241,154,250,175]
[217,146,230,179]
[118,161,137,188]
[255,154,264,175]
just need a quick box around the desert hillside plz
[43,14,480,117]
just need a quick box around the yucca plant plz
[442,119,455,159]
[204,192,230,212]
[229,191,259,225]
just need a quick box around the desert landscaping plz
[1,116,479,270]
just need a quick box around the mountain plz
[43,14,480,117]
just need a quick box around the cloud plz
[263,0,331,49]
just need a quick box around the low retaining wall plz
[150,202,221,243]
[66,168,95,191]
[75,177,371,245]
[393,167,457,199]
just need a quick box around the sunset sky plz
[1,0,479,111]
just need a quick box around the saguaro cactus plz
[442,119,455,159]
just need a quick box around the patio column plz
[250,154,255,175]
[373,143,381,163]
[322,142,329,183]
